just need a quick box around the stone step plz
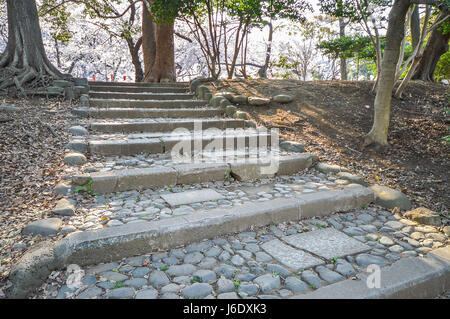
[86,131,274,156]
[89,99,209,109]
[18,187,374,290]
[71,153,318,193]
[72,108,223,119]
[88,81,189,87]
[89,92,195,100]
[89,119,248,134]
[89,86,189,94]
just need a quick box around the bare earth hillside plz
[207,79,449,215]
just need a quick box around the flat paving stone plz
[261,239,324,271]
[301,270,323,288]
[76,286,103,299]
[22,218,62,236]
[104,287,135,299]
[282,228,370,260]
[149,270,170,287]
[182,283,213,298]
[166,264,197,277]
[253,274,281,293]
[285,276,309,292]
[315,266,344,283]
[217,292,239,299]
[161,189,224,207]
[355,254,388,267]
[135,288,158,299]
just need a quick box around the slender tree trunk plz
[142,0,156,80]
[126,37,144,82]
[412,26,450,82]
[364,0,411,148]
[339,17,348,81]
[259,20,273,79]
[0,0,66,90]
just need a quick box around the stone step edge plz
[88,119,248,133]
[68,130,272,156]
[89,99,209,106]
[71,154,318,194]
[71,107,223,118]
[89,81,189,87]
[291,245,450,299]
[7,185,373,299]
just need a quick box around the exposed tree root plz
[362,133,390,152]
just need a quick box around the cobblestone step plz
[89,99,209,109]
[10,186,380,299]
[72,107,223,119]
[89,119,247,133]
[71,153,318,193]
[89,92,195,100]
[89,86,189,93]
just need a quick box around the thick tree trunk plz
[339,17,348,81]
[142,0,156,80]
[412,26,450,82]
[364,0,411,148]
[144,22,176,82]
[0,0,66,90]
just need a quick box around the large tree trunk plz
[142,0,156,80]
[412,26,450,82]
[339,17,348,81]
[364,0,411,148]
[0,0,66,90]
[144,22,176,82]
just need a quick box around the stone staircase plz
[59,80,376,260]
[10,80,388,299]
[68,81,324,194]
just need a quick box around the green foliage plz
[74,179,99,196]
[319,0,390,22]
[150,0,311,26]
[317,35,380,61]
[434,47,450,82]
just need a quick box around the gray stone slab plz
[261,239,324,271]
[161,189,224,207]
[282,228,370,260]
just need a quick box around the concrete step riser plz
[88,135,274,156]
[89,99,208,109]
[89,86,189,93]
[89,92,195,100]
[72,154,317,194]
[90,120,247,134]
[72,108,223,119]
[88,81,189,88]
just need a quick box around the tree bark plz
[412,26,450,82]
[0,0,67,90]
[339,17,348,81]
[126,37,144,82]
[142,0,156,80]
[144,22,176,82]
[258,20,273,79]
[364,0,411,148]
